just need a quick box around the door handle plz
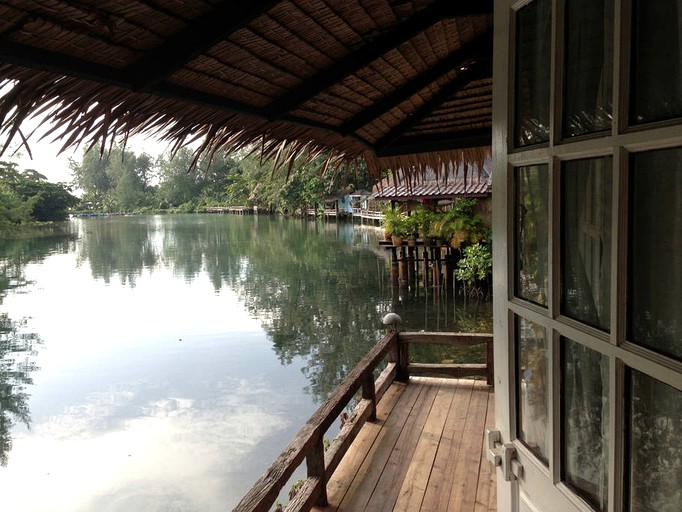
[485,429,523,482]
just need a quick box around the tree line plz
[68,144,373,215]
[1,144,373,225]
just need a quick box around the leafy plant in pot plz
[382,204,408,245]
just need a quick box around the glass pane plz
[514,0,552,147]
[561,157,612,331]
[561,338,609,511]
[516,316,550,463]
[627,369,682,511]
[514,165,549,305]
[631,1,682,124]
[629,148,682,360]
[563,0,613,137]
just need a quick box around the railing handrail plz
[233,329,493,512]
[233,331,398,512]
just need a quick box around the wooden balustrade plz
[233,330,494,512]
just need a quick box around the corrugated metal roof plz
[373,167,491,200]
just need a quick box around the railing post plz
[398,336,409,382]
[383,313,408,382]
[361,372,377,422]
[307,435,328,507]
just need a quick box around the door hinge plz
[485,429,523,482]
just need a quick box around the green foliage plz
[0,160,77,224]
[381,203,408,236]
[427,198,488,248]
[455,242,493,299]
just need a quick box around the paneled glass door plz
[492,1,682,511]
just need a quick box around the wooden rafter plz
[339,29,493,135]
[374,60,492,151]
[264,0,493,120]
[126,0,281,90]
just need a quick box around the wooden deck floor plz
[312,377,496,512]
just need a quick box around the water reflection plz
[0,215,491,511]
[0,225,77,466]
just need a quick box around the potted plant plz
[382,204,408,245]
[404,212,421,246]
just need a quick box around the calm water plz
[0,214,491,511]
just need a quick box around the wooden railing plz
[233,330,494,512]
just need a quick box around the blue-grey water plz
[0,214,491,511]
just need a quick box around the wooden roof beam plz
[264,0,493,120]
[0,40,128,87]
[373,60,492,151]
[339,29,492,136]
[125,0,280,90]
[377,128,492,157]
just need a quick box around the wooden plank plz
[311,378,496,512]
[364,378,442,512]
[446,381,491,511]
[375,363,397,403]
[285,477,324,512]
[324,399,373,479]
[399,332,493,346]
[312,382,407,512]
[333,381,427,511]
[420,378,475,511]
[474,386,496,512]
[408,363,487,379]
[393,378,456,512]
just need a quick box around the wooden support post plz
[399,246,408,287]
[396,335,409,382]
[407,246,415,286]
[390,247,399,288]
[307,436,328,507]
[361,372,377,422]
[422,247,429,289]
[432,254,440,288]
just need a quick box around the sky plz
[4,132,172,184]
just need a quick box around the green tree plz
[69,145,111,209]
[156,148,203,209]
[1,161,77,223]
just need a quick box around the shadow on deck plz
[314,377,496,512]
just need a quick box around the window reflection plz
[561,338,609,511]
[627,369,682,511]
[515,0,552,147]
[561,157,612,331]
[563,0,613,137]
[516,316,549,463]
[515,165,549,306]
[631,0,682,124]
[629,148,682,361]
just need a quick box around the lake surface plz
[0,214,491,511]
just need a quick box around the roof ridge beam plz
[374,60,492,151]
[339,28,492,136]
[126,0,280,90]
[264,0,493,120]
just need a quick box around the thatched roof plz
[0,0,493,179]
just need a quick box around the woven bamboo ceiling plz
[0,0,493,176]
